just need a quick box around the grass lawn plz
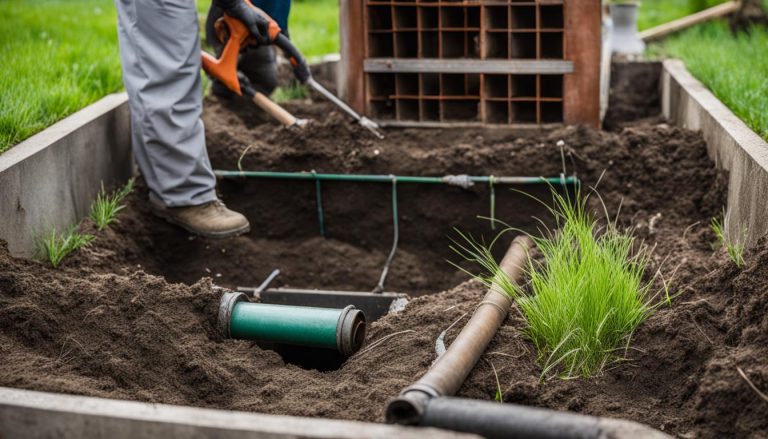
[0,0,340,153]
[648,21,768,141]
[637,0,727,30]
[0,0,123,153]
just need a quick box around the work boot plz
[151,200,250,239]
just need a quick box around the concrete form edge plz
[0,387,478,439]
[0,92,133,257]
[0,93,129,172]
[662,59,768,246]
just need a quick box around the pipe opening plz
[385,397,423,425]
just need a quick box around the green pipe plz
[218,292,366,357]
[214,170,579,186]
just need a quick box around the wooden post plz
[563,0,602,128]
[339,0,366,114]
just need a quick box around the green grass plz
[636,0,726,31]
[711,214,746,267]
[286,0,340,61]
[454,189,657,379]
[271,83,309,103]
[1,0,339,153]
[648,21,768,141]
[90,178,135,230]
[35,225,94,268]
[0,0,123,153]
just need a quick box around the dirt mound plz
[0,97,763,437]
[0,241,490,420]
[1,236,766,436]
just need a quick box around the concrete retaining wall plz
[0,387,477,439]
[662,59,768,247]
[0,92,133,257]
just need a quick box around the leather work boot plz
[151,200,250,239]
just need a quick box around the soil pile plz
[0,97,764,437]
[1,237,766,436]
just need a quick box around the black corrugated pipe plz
[415,397,671,439]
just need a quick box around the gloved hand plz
[215,0,271,45]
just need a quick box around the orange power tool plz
[201,3,384,139]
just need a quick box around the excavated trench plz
[2,90,767,438]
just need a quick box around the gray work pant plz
[115,0,217,207]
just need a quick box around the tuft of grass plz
[711,214,746,267]
[90,178,135,230]
[271,82,309,103]
[453,188,657,379]
[36,225,94,268]
[647,21,768,141]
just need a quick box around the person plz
[206,0,291,99]
[114,0,285,238]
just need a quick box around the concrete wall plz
[0,387,477,439]
[0,93,133,257]
[662,60,768,247]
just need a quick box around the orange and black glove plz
[215,0,271,45]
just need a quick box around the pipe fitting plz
[218,291,249,338]
[336,305,366,357]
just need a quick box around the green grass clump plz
[271,83,309,103]
[36,225,94,268]
[0,0,123,153]
[648,21,768,141]
[455,189,656,379]
[711,215,746,267]
[90,178,135,230]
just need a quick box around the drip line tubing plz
[214,170,579,186]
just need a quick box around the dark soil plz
[1,96,766,438]
[603,60,662,131]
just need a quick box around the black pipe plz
[411,397,670,439]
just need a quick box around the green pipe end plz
[217,291,367,357]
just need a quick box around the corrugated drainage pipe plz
[218,292,366,357]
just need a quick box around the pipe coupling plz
[336,305,367,357]
[218,291,249,338]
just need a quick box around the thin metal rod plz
[214,170,579,186]
[489,175,496,231]
[313,171,326,237]
[307,78,362,122]
[373,176,399,294]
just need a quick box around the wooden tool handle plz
[252,92,298,126]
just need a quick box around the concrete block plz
[0,93,133,257]
[0,387,478,439]
[662,59,768,247]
